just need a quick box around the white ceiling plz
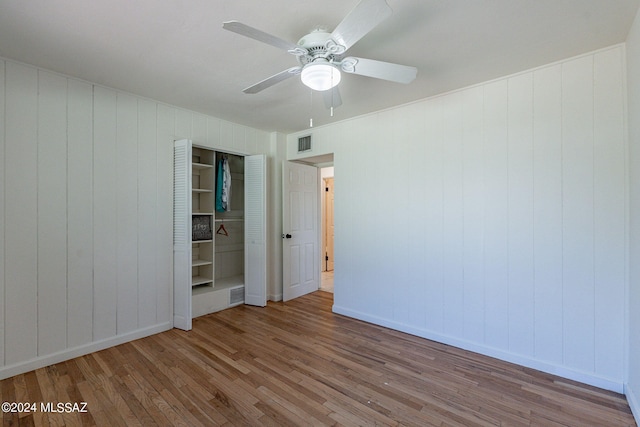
[0,0,638,134]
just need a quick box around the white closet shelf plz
[192,212,213,215]
[193,162,213,170]
[192,284,216,296]
[192,239,212,244]
[215,275,244,290]
[192,259,213,267]
[192,276,214,287]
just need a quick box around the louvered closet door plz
[173,139,192,330]
[244,155,267,306]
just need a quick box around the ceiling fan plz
[222,0,417,109]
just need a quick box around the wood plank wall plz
[286,45,627,391]
[627,5,640,421]
[0,58,270,379]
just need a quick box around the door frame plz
[322,171,335,272]
[281,156,334,302]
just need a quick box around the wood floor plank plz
[0,291,636,426]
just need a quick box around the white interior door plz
[244,154,267,306]
[173,139,192,330]
[283,161,319,301]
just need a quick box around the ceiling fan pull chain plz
[309,90,314,127]
[330,72,335,117]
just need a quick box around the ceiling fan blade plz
[223,21,300,52]
[340,57,417,84]
[331,0,392,51]
[243,66,302,94]
[323,87,342,109]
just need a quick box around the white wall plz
[626,5,640,421]
[267,132,287,301]
[0,58,270,379]
[287,45,627,392]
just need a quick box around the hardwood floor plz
[1,291,636,426]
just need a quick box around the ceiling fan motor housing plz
[297,30,344,66]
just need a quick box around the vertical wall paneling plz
[391,108,413,325]
[423,97,445,331]
[4,62,38,364]
[627,8,640,416]
[593,48,625,379]
[561,56,595,372]
[246,128,258,154]
[37,71,69,355]
[336,118,363,314]
[220,120,233,151]
[67,79,94,348]
[358,119,374,314]
[93,86,118,341]
[335,121,354,308]
[0,60,5,366]
[304,46,626,390]
[532,64,564,364]
[371,116,392,318]
[346,116,378,316]
[175,108,192,140]
[192,113,207,143]
[137,99,158,328]
[156,104,176,324]
[507,73,535,355]
[233,125,247,153]
[482,80,509,349]
[402,103,432,328]
[406,103,428,328]
[116,94,139,334]
[206,116,221,148]
[441,92,465,337]
[461,86,485,341]
[0,57,270,378]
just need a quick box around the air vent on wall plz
[229,287,244,305]
[298,135,312,152]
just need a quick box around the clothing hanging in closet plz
[216,156,232,212]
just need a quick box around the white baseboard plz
[332,304,624,393]
[625,383,640,425]
[269,292,283,302]
[0,322,172,380]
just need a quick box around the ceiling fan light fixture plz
[301,61,341,91]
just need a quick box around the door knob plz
[282,233,292,239]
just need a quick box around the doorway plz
[281,156,334,301]
[321,167,334,293]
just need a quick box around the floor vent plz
[230,286,244,305]
[298,135,311,152]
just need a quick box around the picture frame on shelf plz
[192,215,212,241]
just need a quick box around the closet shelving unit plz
[191,150,215,290]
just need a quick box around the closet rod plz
[214,218,243,222]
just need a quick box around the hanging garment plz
[222,157,231,211]
[216,157,232,212]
